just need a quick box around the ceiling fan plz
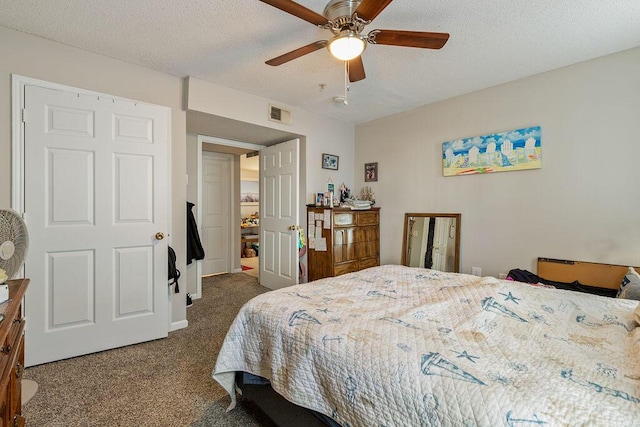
[261,0,450,82]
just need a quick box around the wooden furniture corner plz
[0,278,29,427]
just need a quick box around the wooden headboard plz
[537,258,640,290]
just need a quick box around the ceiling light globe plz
[328,33,366,61]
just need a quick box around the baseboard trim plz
[170,319,188,332]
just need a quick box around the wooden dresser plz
[307,206,380,281]
[0,279,29,427]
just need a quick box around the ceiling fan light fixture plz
[328,31,366,61]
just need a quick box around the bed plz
[213,264,640,426]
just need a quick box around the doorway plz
[185,134,265,299]
[240,152,260,278]
[185,134,304,295]
[184,109,307,294]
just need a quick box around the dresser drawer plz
[356,226,379,243]
[333,244,357,263]
[334,212,355,226]
[356,241,379,259]
[334,262,359,276]
[357,210,379,226]
[2,319,24,358]
[9,336,24,423]
[358,257,380,270]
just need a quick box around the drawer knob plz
[1,344,10,354]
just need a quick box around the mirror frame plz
[401,213,461,273]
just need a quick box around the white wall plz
[0,26,188,327]
[356,47,640,278]
[186,77,355,205]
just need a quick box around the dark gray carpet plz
[23,273,273,427]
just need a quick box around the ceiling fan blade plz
[353,0,394,22]
[266,41,328,66]
[369,29,449,49]
[260,0,329,26]
[348,56,366,82]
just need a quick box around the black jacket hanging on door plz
[187,202,205,265]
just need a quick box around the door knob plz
[155,232,165,240]
[288,225,300,231]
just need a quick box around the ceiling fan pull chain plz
[343,60,349,105]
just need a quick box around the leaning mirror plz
[401,213,461,273]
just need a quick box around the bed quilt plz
[213,265,640,426]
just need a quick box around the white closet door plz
[23,84,169,366]
[201,152,231,275]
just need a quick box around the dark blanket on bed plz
[507,268,618,297]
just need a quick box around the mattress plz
[213,265,640,426]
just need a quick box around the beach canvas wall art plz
[442,126,541,176]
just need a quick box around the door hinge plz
[21,108,27,123]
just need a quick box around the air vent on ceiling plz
[246,150,259,158]
[268,104,292,126]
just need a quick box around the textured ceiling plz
[1,0,639,124]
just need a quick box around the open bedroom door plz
[259,139,300,290]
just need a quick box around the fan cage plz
[0,210,29,280]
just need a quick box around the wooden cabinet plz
[0,279,29,427]
[307,207,380,281]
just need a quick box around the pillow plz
[616,267,640,300]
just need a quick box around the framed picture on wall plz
[442,125,542,177]
[240,180,259,205]
[365,162,378,182]
[322,153,339,170]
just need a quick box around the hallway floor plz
[241,256,259,278]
